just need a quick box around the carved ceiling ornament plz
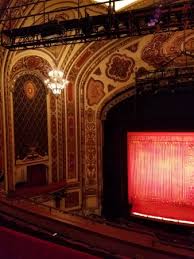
[141,33,172,68]
[126,42,139,53]
[10,55,52,81]
[163,31,194,66]
[142,30,194,68]
[106,53,135,82]
[87,77,105,106]
[24,80,37,100]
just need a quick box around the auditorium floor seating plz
[0,195,193,259]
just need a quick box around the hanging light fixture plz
[44,69,69,96]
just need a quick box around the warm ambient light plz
[44,69,69,96]
[132,212,194,225]
[94,0,139,11]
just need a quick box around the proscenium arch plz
[75,37,137,213]
[97,85,136,218]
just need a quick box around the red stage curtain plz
[128,132,194,222]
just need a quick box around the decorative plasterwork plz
[10,55,51,80]
[87,78,105,106]
[23,81,37,100]
[142,30,194,68]
[106,53,135,82]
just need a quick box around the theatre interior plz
[0,0,194,258]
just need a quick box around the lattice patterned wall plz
[13,74,48,160]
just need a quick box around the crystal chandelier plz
[44,69,69,96]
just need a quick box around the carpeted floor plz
[0,226,99,259]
